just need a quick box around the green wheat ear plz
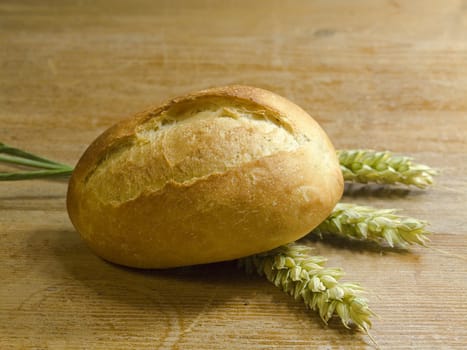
[314,203,430,248]
[338,149,439,188]
[238,243,375,332]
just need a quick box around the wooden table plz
[1,0,466,348]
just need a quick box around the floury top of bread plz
[89,99,312,203]
[67,85,343,268]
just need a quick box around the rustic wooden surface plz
[1,0,466,349]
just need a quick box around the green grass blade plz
[0,168,73,181]
[0,142,70,168]
[0,154,68,170]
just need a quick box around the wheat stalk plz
[0,142,73,180]
[338,149,438,188]
[314,203,430,248]
[238,243,374,332]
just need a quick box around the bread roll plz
[67,85,343,268]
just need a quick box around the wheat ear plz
[314,203,430,248]
[338,149,438,188]
[238,243,374,332]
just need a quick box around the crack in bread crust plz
[84,102,308,204]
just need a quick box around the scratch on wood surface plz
[181,285,219,335]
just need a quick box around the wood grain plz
[1,0,466,348]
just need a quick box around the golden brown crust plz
[67,85,343,268]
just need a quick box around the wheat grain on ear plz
[313,203,430,248]
[338,149,438,188]
[238,243,374,332]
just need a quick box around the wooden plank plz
[1,0,466,348]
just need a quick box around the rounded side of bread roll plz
[66,85,343,268]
